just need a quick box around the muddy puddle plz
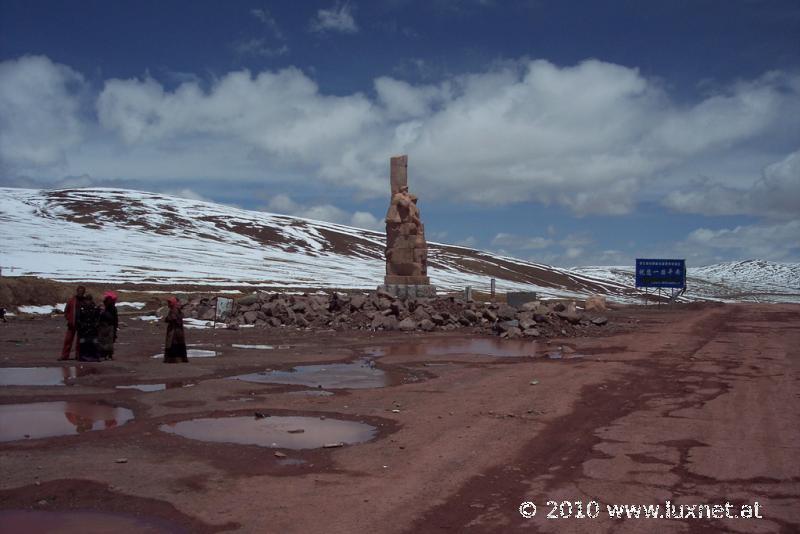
[231,344,276,350]
[0,366,96,387]
[0,401,134,442]
[151,349,217,359]
[0,510,185,533]
[230,358,386,389]
[116,382,193,392]
[364,338,538,358]
[160,415,376,449]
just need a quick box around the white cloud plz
[162,188,214,203]
[4,54,798,221]
[663,148,800,219]
[686,219,800,261]
[491,232,552,250]
[250,8,284,39]
[310,3,358,34]
[0,55,85,175]
[262,193,382,230]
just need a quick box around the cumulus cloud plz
[686,219,800,262]
[262,193,382,230]
[4,53,799,221]
[310,3,358,34]
[491,232,552,250]
[663,148,800,219]
[0,55,85,175]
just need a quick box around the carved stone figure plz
[379,155,436,298]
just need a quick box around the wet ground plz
[1,303,798,533]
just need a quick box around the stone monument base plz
[378,284,437,299]
[384,275,430,285]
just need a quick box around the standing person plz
[0,306,7,323]
[163,296,188,363]
[77,294,101,362]
[59,286,86,360]
[97,291,119,360]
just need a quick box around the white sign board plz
[215,297,234,323]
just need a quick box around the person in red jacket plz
[59,286,86,360]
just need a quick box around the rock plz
[287,429,305,434]
[237,294,259,306]
[584,295,607,312]
[256,310,267,321]
[591,316,608,326]
[268,317,282,327]
[274,451,287,458]
[431,314,445,325]
[482,309,498,322]
[323,442,344,448]
[497,304,517,321]
[521,301,541,312]
[530,379,539,385]
[398,317,417,331]
[506,326,523,338]
[552,302,566,312]
[458,316,472,326]
[556,311,581,324]
[243,311,258,324]
[377,297,392,311]
[496,320,519,332]
[349,294,366,310]
[412,307,431,321]
[291,301,307,313]
[523,328,540,337]
[226,322,239,330]
[200,308,216,321]
[295,315,309,328]
[419,319,435,332]
[463,309,479,323]
[114,458,128,463]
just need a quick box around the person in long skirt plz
[77,294,101,362]
[97,291,119,360]
[163,296,188,363]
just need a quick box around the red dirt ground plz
[1,303,798,533]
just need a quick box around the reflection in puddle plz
[116,382,191,392]
[0,510,185,533]
[151,349,217,359]
[160,415,376,449]
[364,338,537,358]
[0,401,134,442]
[230,359,386,389]
[0,366,95,387]
[231,344,275,350]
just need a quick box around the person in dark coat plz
[59,286,86,360]
[77,294,101,362]
[163,296,188,363]
[97,291,119,360]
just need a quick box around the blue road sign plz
[635,259,686,289]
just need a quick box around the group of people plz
[59,286,119,362]
[59,286,189,363]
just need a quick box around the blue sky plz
[1,0,798,266]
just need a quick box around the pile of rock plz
[178,291,609,339]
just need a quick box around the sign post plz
[635,259,686,304]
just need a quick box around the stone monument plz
[378,155,436,299]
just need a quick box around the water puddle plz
[116,382,192,392]
[0,510,185,533]
[230,358,386,389]
[0,401,134,442]
[151,349,217,359]
[364,338,538,358]
[0,366,96,386]
[231,344,275,350]
[160,415,376,449]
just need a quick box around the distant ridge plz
[1,188,797,303]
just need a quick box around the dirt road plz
[1,303,798,533]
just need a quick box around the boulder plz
[200,308,216,321]
[463,309,479,323]
[419,319,435,332]
[482,309,498,322]
[237,294,259,306]
[584,295,607,312]
[431,314,445,325]
[243,311,258,324]
[591,316,608,326]
[497,304,517,321]
[295,315,309,328]
[412,307,431,321]
[523,328,540,337]
[349,294,366,310]
[398,318,417,331]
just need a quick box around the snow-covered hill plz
[1,188,797,303]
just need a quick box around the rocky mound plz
[178,291,611,339]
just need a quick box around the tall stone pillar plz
[379,155,436,299]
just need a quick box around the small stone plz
[37,500,48,506]
[274,451,287,458]
[530,380,539,385]
[287,429,305,434]
[591,316,608,326]
[391,409,400,413]
[114,458,128,463]
[323,442,343,448]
